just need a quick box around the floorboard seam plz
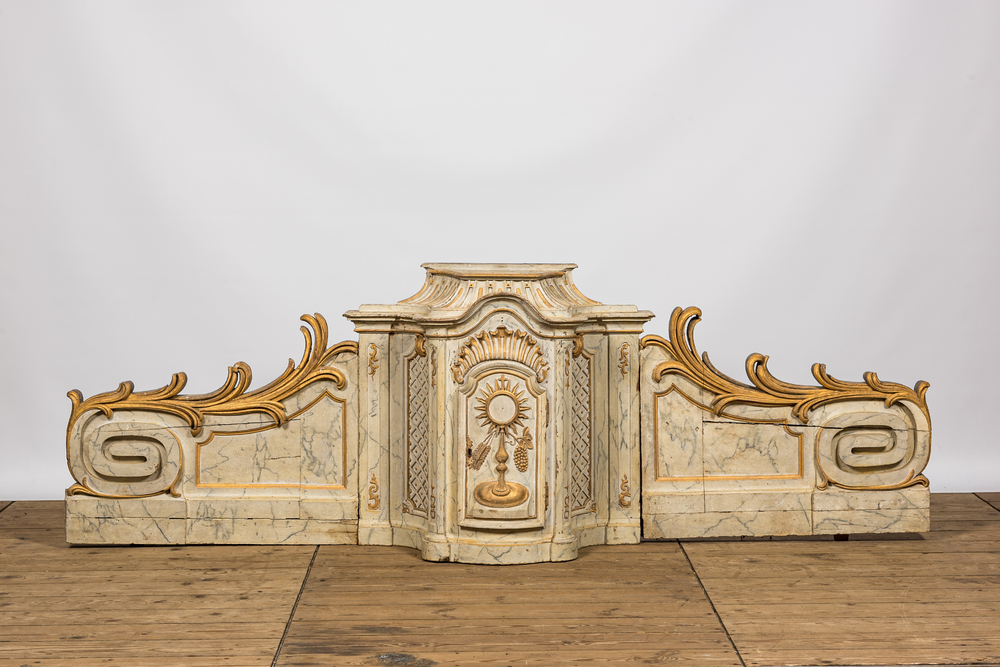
[973,492,1000,514]
[678,540,747,667]
[270,545,319,667]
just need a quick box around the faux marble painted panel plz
[67,516,187,545]
[187,499,299,520]
[197,430,300,487]
[300,499,358,521]
[65,495,187,519]
[641,490,812,516]
[299,393,347,488]
[643,493,705,515]
[653,388,704,481]
[701,419,801,478]
[645,509,813,539]
[812,507,929,534]
[186,518,357,544]
[812,486,929,512]
[196,388,345,489]
[703,490,812,513]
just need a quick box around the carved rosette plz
[641,307,931,491]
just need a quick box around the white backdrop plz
[1,2,997,499]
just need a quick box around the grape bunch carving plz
[513,426,533,473]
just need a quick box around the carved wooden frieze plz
[64,263,932,562]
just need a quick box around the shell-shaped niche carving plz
[451,325,549,384]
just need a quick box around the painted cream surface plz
[65,263,933,555]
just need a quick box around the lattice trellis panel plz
[406,352,430,514]
[570,354,593,511]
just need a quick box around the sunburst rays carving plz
[467,374,532,508]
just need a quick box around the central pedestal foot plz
[474,480,529,508]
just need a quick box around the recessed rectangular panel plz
[460,367,544,528]
[654,388,704,481]
[702,419,801,478]
[197,392,346,489]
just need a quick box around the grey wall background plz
[1,2,997,499]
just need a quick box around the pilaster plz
[357,331,392,545]
[607,332,642,544]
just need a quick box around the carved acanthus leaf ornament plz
[66,314,356,440]
[641,307,931,426]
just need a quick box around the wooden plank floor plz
[277,544,740,666]
[684,493,1000,667]
[0,501,314,666]
[1,495,999,667]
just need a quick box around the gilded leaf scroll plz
[641,307,931,425]
[67,313,356,440]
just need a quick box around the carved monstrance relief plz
[450,324,551,529]
[461,367,546,527]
